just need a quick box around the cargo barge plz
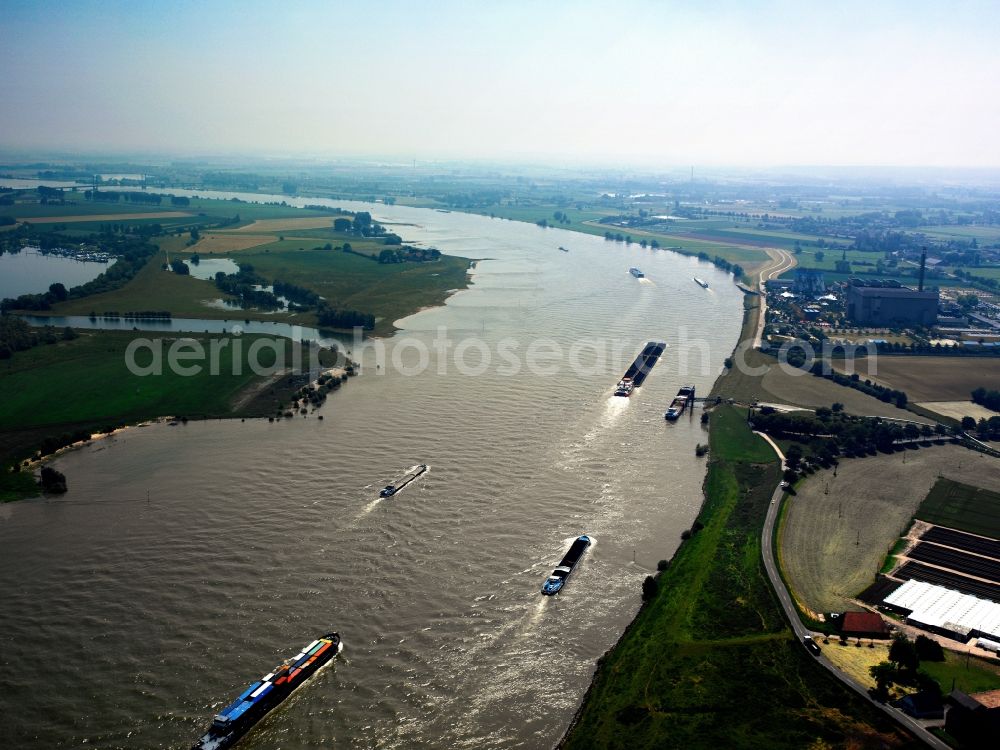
[614,341,666,396]
[693,277,709,289]
[629,267,645,278]
[541,535,592,595]
[664,385,695,420]
[193,632,342,750]
[380,464,428,497]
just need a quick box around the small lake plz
[184,257,240,280]
[0,250,115,299]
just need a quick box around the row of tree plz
[972,387,1000,412]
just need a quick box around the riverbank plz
[560,284,923,747]
[0,328,342,500]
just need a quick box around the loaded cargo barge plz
[193,632,342,750]
[380,464,428,497]
[664,385,695,420]
[542,535,592,595]
[614,341,666,396]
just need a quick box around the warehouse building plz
[846,281,939,326]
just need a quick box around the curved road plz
[754,431,949,749]
[752,248,796,349]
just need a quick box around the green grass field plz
[0,329,279,432]
[916,477,1000,538]
[562,406,918,749]
[919,651,1000,694]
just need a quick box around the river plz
[0,197,744,749]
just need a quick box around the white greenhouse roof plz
[885,579,1000,640]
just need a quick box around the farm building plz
[946,689,1000,745]
[882,579,1000,643]
[839,611,891,639]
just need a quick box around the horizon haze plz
[2,0,999,168]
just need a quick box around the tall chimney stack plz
[918,247,927,292]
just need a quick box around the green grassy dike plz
[560,412,920,748]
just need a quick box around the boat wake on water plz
[351,464,430,522]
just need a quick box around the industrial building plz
[845,281,939,326]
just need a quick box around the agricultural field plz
[833,356,1000,403]
[188,232,275,254]
[563,406,919,749]
[916,478,1000,539]
[778,445,998,615]
[916,400,998,422]
[228,217,342,232]
[712,348,931,421]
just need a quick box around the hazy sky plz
[2,0,999,167]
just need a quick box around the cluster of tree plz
[963,414,1000,439]
[0,280,72,312]
[0,317,76,359]
[286,371,349,414]
[868,634,944,702]
[169,258,189,275]
[332,211,387,237]
[36,428,94,461]
[272,280,321,307]
[972,387,1000,412]
[551,210,572,225]
[707,253,745,279]
[171,195,190,207]
[0,216,15,226]
[39,466,68,494]
[316,306,375,330]
[377,246,441,264]
[751,409,944,465]
[213,268,285,310]
[124,192,164,205]
[808,363,908,407]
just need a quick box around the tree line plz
[972,387,1000,411]
[0,317,76,359]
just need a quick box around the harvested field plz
[778,444,999,614]
[822,640,893,692]
[712,349,931,420]
[21,211,192,223]
[916,400,998,422]
[189,233,275,254]
[227,217,338,233]
[833,356,1000,402]
[917,477,1000,538]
